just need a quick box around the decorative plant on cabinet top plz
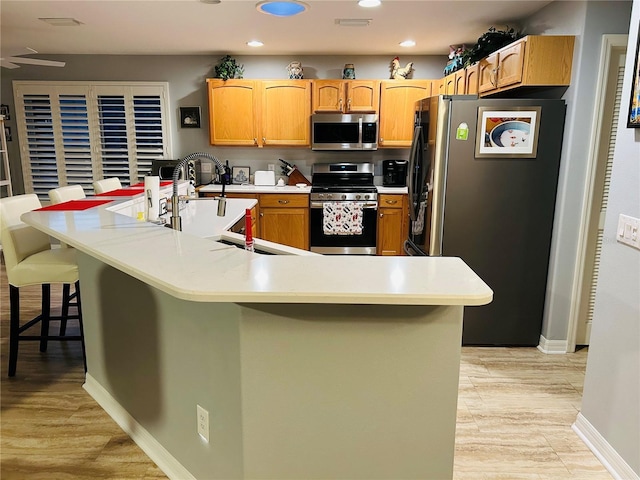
[215,55,244,80]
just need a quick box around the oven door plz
[310,200,377,255]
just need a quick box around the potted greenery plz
[214,55,244,80]
[462,26,522,68]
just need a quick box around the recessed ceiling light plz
[247,40,264,47]
[358,0,381,7]
[256,1,309,17]
[200,0,221,4]
[38,17,83,27]
[335,18,372,27]
[399,40,416,47]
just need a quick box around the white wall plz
[578,0,640,475]
[522,1,633,342]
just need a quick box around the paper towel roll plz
[144,176,160,221]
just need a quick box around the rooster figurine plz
[390,57,414,79]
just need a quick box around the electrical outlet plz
[267,163,275,171]
[197,404,209,443]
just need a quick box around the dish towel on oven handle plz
[322,201,364,235]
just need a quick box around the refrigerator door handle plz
[407,125,423,223]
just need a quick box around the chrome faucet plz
[170,152,227,231]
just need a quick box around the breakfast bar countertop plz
[22,190,492,307]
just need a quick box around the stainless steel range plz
[310,162,378,255]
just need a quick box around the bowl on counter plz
[296,183,307,189]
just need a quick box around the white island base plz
[79,252,467,480]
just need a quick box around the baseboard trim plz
[573,412,639,480]
[537,335,568,354]
[83,374,196,480]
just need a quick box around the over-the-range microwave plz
[311,113,378,151]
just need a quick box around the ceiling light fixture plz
[38,17,83,27]
[335,18,372,27]
[256,1,309,17]
[200,0,221,4]
[358,0,381,7]
[247,40,264,47]
[399,40,416,47]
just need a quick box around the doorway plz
[570,35,628,350]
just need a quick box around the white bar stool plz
[0,194,86,377]
[47,184,87,334]
[92,177,121,194]
[48,184,86,204]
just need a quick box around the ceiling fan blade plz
[0,59,20,69]
[5,57,66,67]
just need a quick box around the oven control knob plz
[319,193,324,199]
[364,194,370,200]
[327,194,333,199]
[341,194,347,200]
[356,194,361,200]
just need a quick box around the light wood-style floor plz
[0,261,613,479]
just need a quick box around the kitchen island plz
[22,192,492,480]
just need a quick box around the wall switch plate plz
[197,404,210,443]
[616,214,640,250]
[267,164,275,171]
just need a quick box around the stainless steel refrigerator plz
[405,95,566,346]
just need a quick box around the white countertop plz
[22,186,491,306]
[199,184,310,194]
[199,184,409,195]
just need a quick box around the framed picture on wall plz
[179,106,201,128]
[475,107,541,158]
[232,166,250,184]
[627,24,640,128]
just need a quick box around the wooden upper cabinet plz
[312,80,380,113]
[207,79,259,146]
[378,80,432,148]
[443,73,456,95]
[465,63,479,95]
[477,35,575,96]
[261,80,311,147]
[454,69,466,94]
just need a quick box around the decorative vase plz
[342,64,356,80]
[287,61,304,79]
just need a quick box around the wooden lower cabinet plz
[259,193,309,250]
[377,194,408,256]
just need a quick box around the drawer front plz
[259,193,309,208]
[379,194,404,209]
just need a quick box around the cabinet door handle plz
[385,200,398,205]
[347,98,352,110]
[260,213,264,217]
[339,98,343,111]
[379,213,384,218]
[491,66,500,87]
[278,199,290,204]
[262,137,266,144]
[253,138,257,144]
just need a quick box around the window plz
[13,81,170,198]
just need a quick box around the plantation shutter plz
[14,81,170,199]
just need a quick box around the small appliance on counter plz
[382,160,408,187]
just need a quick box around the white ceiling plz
[1,0,553,59]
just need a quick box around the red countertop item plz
[35,199,113,211]
[129,181,173,188]
[96,187,145,197]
